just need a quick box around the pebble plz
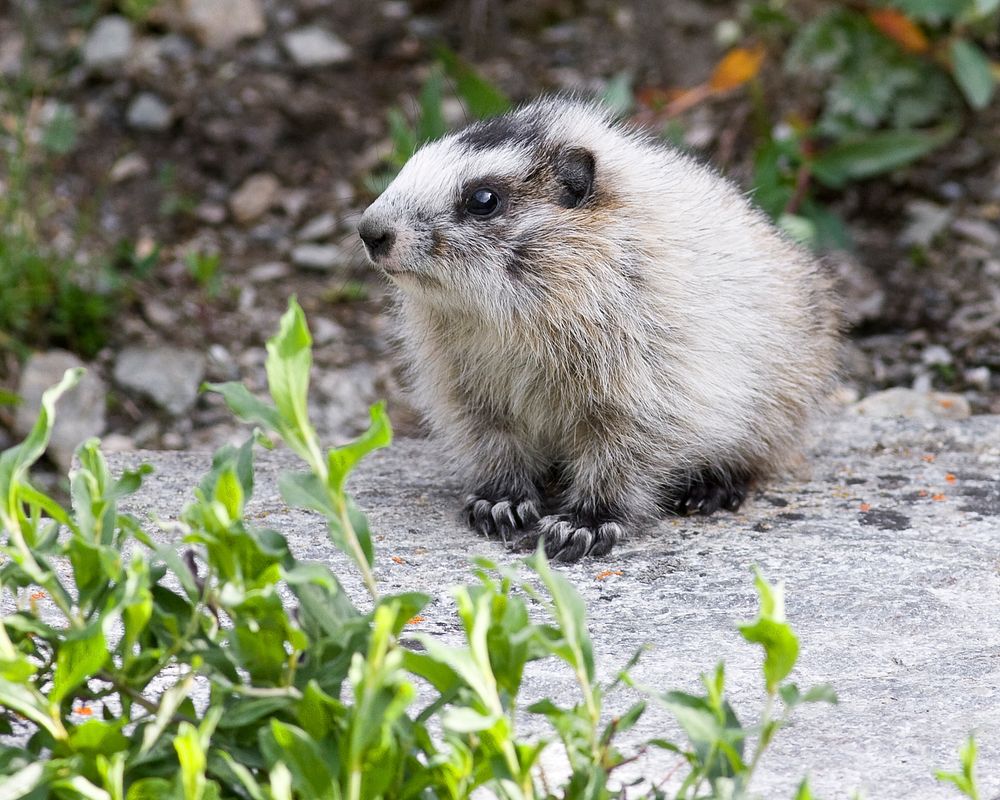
[296,212,338,241]
[964,367,992,391]
[311,316,347,346]
[14,351,107,470]
[282,26,353,67]
[921,345,952,367]
[900,200,951,248]
[109,152,149,183]
[850,387,971,420]
[182,0,266,49]
[247,261,291,282]
[291,243,343,271]
[113,346,206,415]
[195,202,227,225]
[126,92,173,131]
[230,173,280,225]
[82,15,132,70]
[951,217,1000,250]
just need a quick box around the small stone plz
[126,92,173,131]
[850,388,971,421]
[113,346,206,415]
[964,367,991,391]
[830,251,885,328]
[951,217,1000,250]
[315,365,377,437]
[296,212,338,241]
[181,0,266,49]
[900,200,951,248]
[14,351,107,470]
[109,152,149,183]
[142,297,179,330]
[82,15,133,70]
[195,202,227,225]
[100,433,135,452]
[291,243,343,271]
[921,345,952,367]
[230,173,280,225]
[282,26,353,67]
[311,316,346,346]
[207,344,239,382]
[247,261,291,282]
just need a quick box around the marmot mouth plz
[381,267,439,286]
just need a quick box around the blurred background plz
[0,0,998,476]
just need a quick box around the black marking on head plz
[552,146,595,208]
[457,113,542,151]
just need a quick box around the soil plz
[1,0,998,459]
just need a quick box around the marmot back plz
[359,97,839,561]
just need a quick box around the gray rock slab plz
[113,346,205,415]
[15,350,106,470]
[81,15,133,70]
[108,413,1000,799]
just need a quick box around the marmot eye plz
[465,187,502,218]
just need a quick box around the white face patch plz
[368,139,533,224]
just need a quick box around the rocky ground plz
[1,0,999,470]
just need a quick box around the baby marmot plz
[359,97,838,561]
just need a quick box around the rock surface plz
[282,26,353,67]
[15,351,106,470]
[81,15,133,70]
[113,346,206,415]
[126,92,173,131]
[179,0,266,49]
[109,413,1000,799]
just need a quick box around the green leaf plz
[601,72,634,117]
[801,684,838,704]
[416,65,447,144]
[526,549,594,682]
[67,719,130,755]
[738,569,799,694]
[262,720,338,800]
[51,628,108,705]
[436,47,512,119]
[41,103,78,155]
[811,125,958,188]
[278,471,335,516]
[126,779,174,800]
[327,402,392,495]
[794,777,814,800]
[935,735,980,800]
[950,39,996,110]
[0,760,45,798]
[203,382,283,435]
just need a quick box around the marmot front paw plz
[663,470,750,516]
[463,494,541,542]
[516,515,622,562]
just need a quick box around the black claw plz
[462,493,540,541]
[663,468,751,518]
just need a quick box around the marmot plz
[359,97,839,562]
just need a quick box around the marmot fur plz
[359,97,839,561]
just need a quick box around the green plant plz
[185,250,223,297]
[364,50,512,195]
[937,736,982,800]
[658,0,999,248]
[0,77,143,359]
[0,299,982,798]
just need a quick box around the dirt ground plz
[1,0,998,459]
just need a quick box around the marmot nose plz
[358,218,396,261]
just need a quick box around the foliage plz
[185,250,223,297]
[729,0,999,247]
[363,49,513,195]
[14,299,981,798]
[0,77,146,360]
[936,736,982,800]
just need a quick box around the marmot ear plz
[553,146,595,208]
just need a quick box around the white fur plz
[360,98,839,558]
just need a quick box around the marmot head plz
[359,99,630,317]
